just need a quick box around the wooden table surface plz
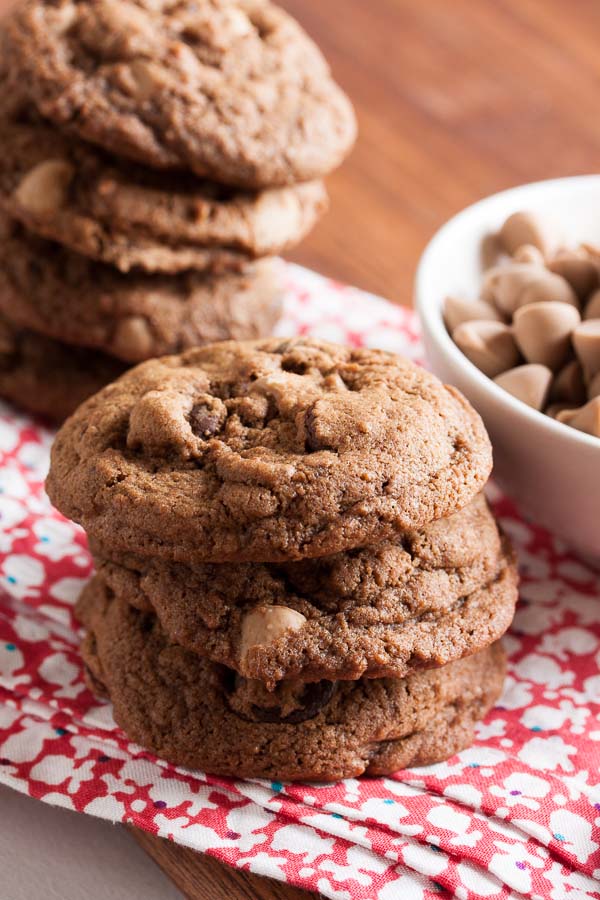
[3,0,600,896]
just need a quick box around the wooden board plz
[131,829,318,900]
[3,0,600,895]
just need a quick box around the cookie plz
[47,338,493,563]
[92,494,518,686]
[78,579,506,781]
[0,118,327,273]
[3,0,357,187]
[0,221,283,363]
[0,315,125,422]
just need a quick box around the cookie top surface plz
[94,494,518,685]
[0,220,282,363]
[0,118,327,272]
[3,0,357,187]
[0,314,125,422]
[79,579,506,781]
[47,338,493,562]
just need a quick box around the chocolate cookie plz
[0,119,327,273]
[0,221,283,363]
[78,579,506,781]
[47,338,493,563]
[3,0,357,187]
[93,495,518,686]
[0,315,125,422]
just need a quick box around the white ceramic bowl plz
[415,175,600,564]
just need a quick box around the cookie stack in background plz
[47,338,519,782]
[0,0,356,421]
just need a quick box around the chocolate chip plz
[252,681,336,724]
[222,671,336,724]
[281,356,309,375]
[189,403,224,438]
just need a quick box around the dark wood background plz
[3,0,600,896]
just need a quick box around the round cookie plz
[93,494,518,686]
[0,221,283,364]
[78,580,506,781]
[3,0,357,187]
[0,315,125,422]
[0,118,328,273]
[47,338,493,563]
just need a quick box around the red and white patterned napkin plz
[1,263,599,900]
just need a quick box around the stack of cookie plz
[0,0,356,421]
[47,337,519,782]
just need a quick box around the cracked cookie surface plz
[3,0,357,187]
[0,219,282,363]
[47,338,493,562]
[78,578,506,781]
[93,494,518,685]
[0,117,327,272]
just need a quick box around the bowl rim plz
[414,174,600,452]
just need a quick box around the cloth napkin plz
[0,263,599,900]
